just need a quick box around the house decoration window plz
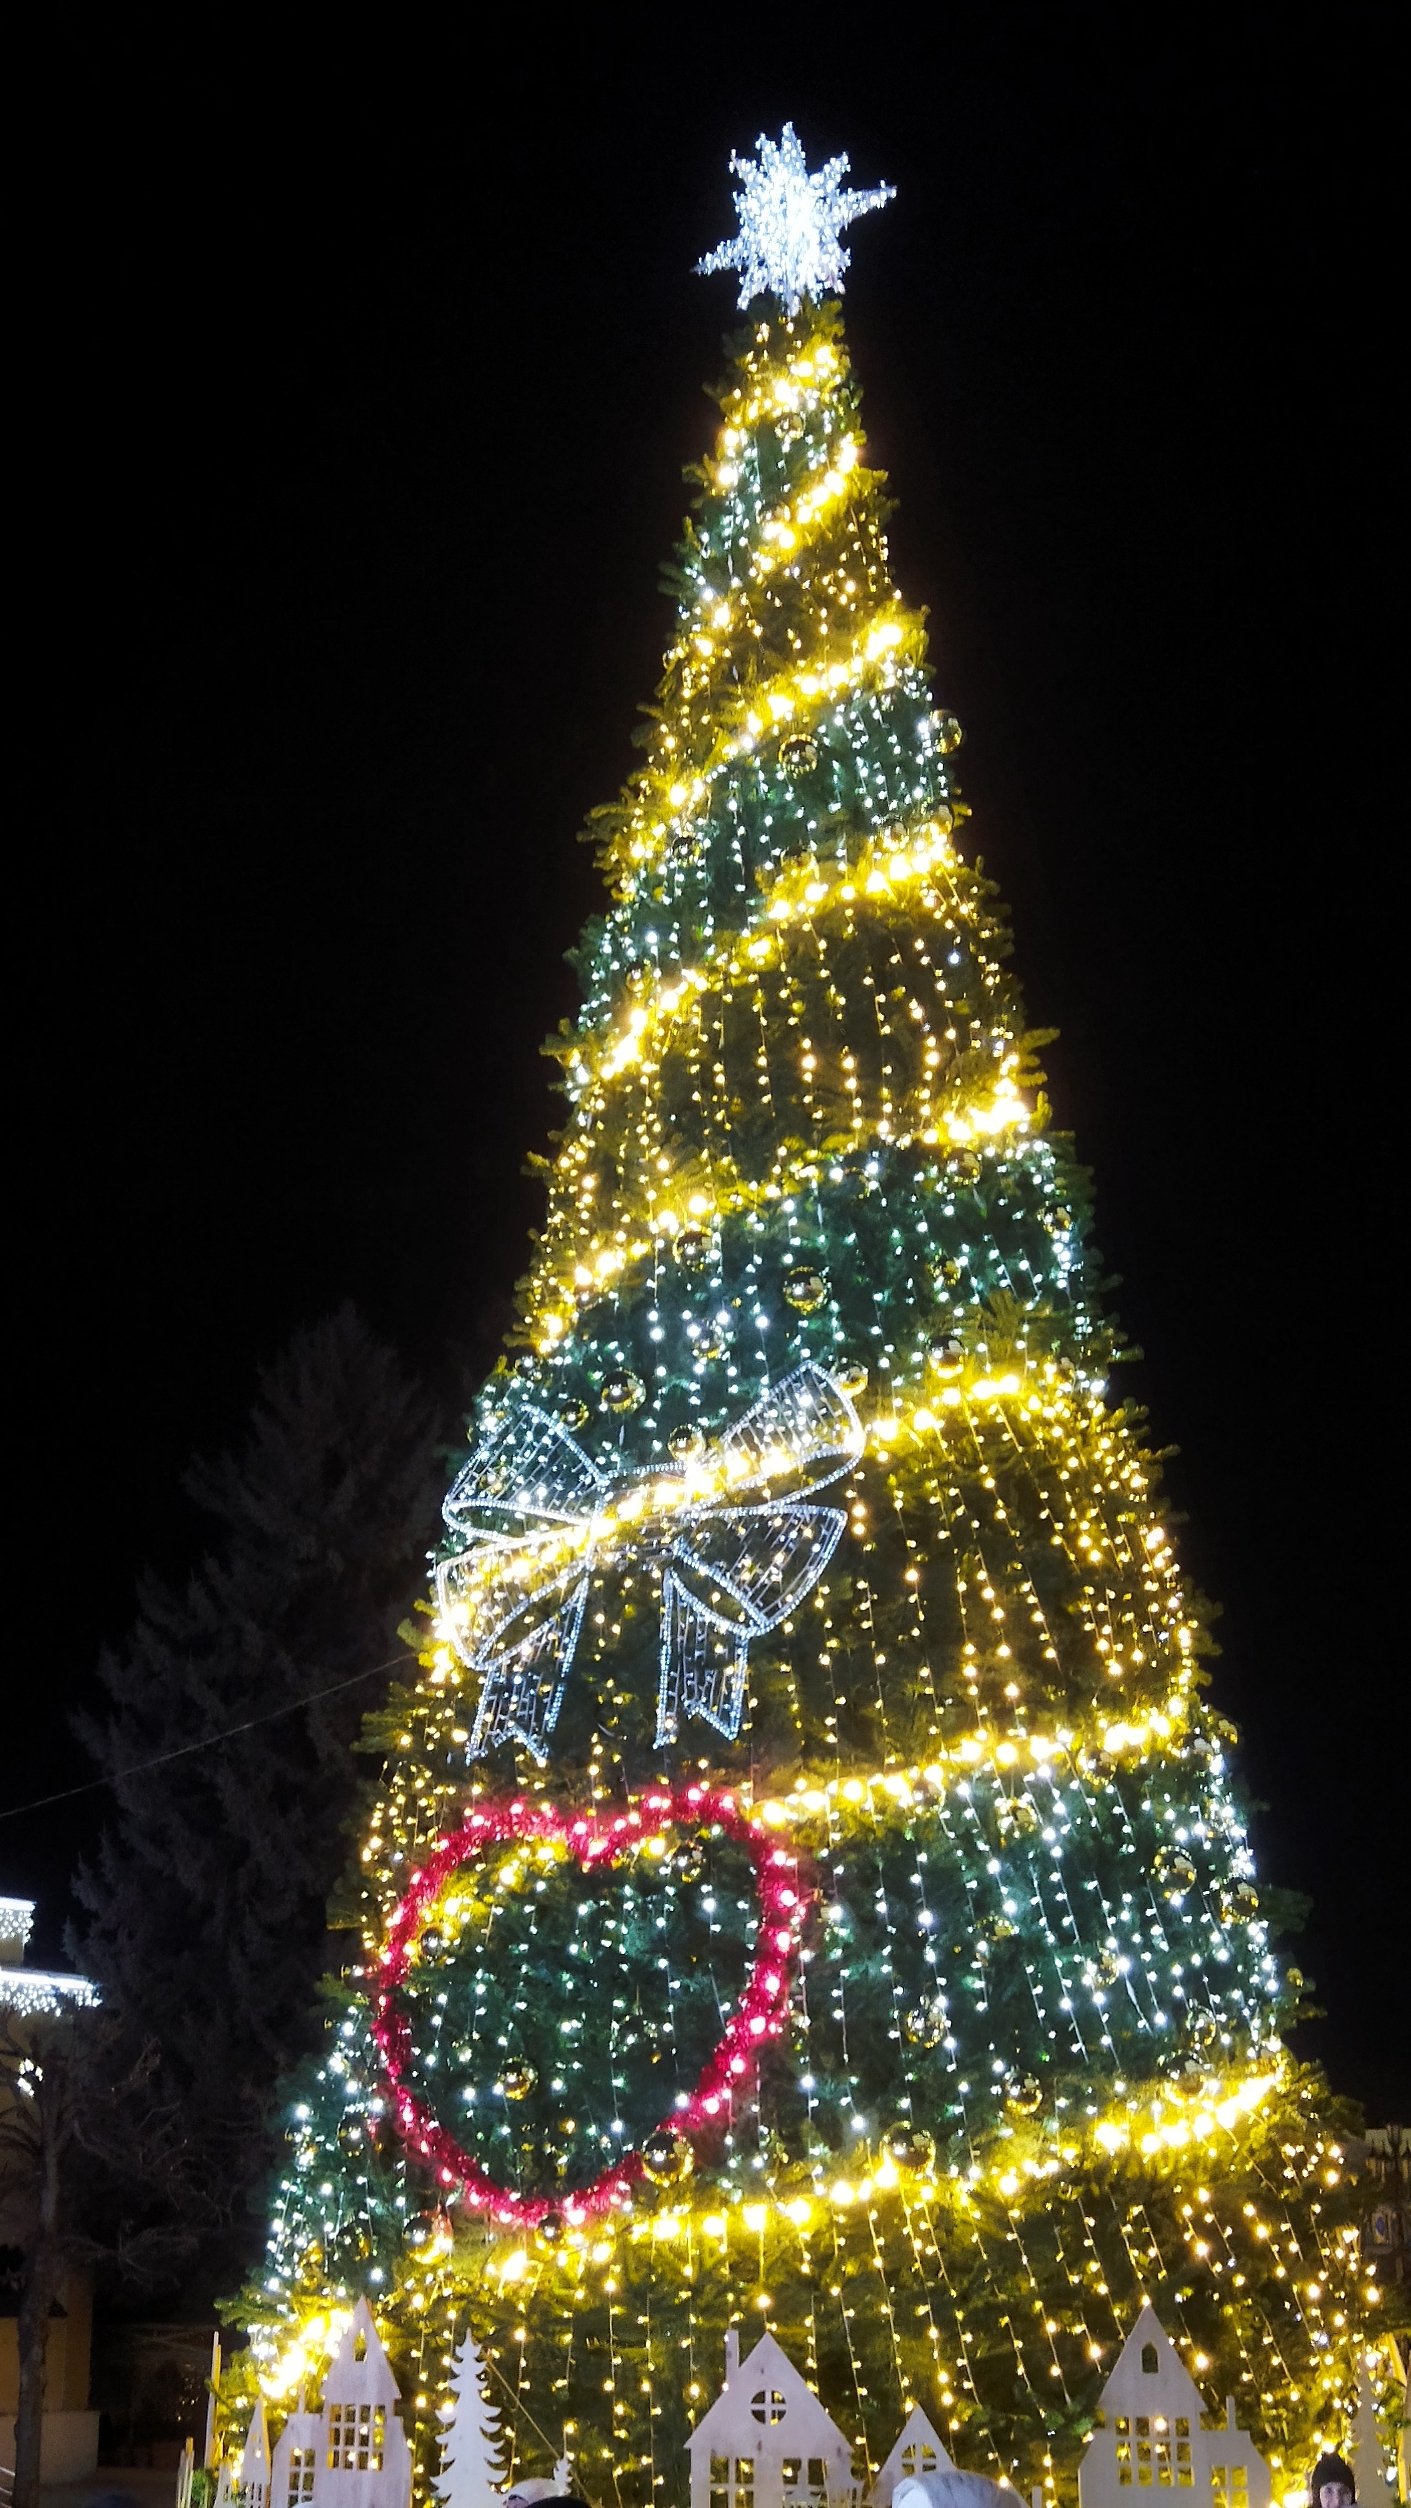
[1113,2416,1193,2489]
[327,2405,385,2473]
[1211,2470,1250,2508]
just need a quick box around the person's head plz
[505,2483,560,2508]
[1308,2454,1356,2508]
[894,2475,1009,2508]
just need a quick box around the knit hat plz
[1308,2455,1356,2504]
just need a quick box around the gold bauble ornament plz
[883,2123,936,2172]
[639,2128,693,2186]
[497,2062,537,2102]
[669,1422,706,1460]
[779,733,820,779]
[783,1265,828,1312]
[407,2207,453,2255]
[902,1991,950,2049]
[835,1361,868,1398]
[600,1370,645,1414]
[1001,1795,1040,1836]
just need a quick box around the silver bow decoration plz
[435,1361,862,1760]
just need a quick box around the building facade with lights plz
[1,1897,102,2487]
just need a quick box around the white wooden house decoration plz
[868,2407,955,2506]
[270,2397,324,2508]
[312,2300,412,2508]
[237,2403,272,2508]
[437,2336,504,2508]
[1078,2306,1271,2508]
[687,2327,859,2508]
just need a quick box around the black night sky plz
[10,11,1404,2116]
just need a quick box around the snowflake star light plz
[696,123,895,314]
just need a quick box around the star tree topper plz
[697,123,895,314]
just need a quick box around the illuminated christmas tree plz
[239,127,1384,2508]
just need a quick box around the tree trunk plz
[11,2067,65,2508]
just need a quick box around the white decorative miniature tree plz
[1347,2353,1390,2501]
[438,2335,505,2508]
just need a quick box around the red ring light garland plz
[371,1785,809,2228]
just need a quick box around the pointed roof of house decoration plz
[325,2297,402,2407]
[272,2405,322,2456]
[1093,2304,1206,2422]
[237,2401,271,2491]
[869,2405,955,2507]
[687,2328,852,2458]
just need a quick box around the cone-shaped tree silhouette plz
[73,1304,438,2267]
[238,198,1372,2506]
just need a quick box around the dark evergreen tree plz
[71,1305,440,2275]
